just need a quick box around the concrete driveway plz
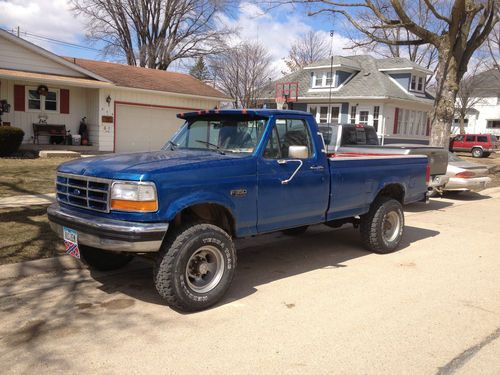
[1,189,500,374]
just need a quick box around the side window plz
[477,136,487,142]
[263,119,313,159]
[454,135,464,142]
[466,135,475,142]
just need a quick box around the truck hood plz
[58,150,245,178]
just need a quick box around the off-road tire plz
[80,245,134,271]
[360,197,404,254]
[282,226,308,236]
[472,147,483,158]
[154,223,236,312]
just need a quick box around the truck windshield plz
[166,117,267,154]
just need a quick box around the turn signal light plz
[455,171,475,178]
[111,199,158,212]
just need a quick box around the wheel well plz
[376,184,404,204]
[171,203,235,236]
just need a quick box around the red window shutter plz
[60,89,70,114]
[426,117,430,136]
[393,108,399,134]
[14,85,25,112]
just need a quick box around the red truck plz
[449,134,498,158]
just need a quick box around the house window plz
[487,120,500,128]
[410,75,425,92]
[359,111,369,125]
[27,87,58,112]
[350,106,356,124]
[373,106,380,131]
[396,108,429,136]
[319,106,329,123]
[312,71,336,88]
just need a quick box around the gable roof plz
[263,55,434,104]
[66,57,229,100]
[469,69,500,96]
[0,28,109,82]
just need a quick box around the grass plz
[0,206,64,265]
[0,157,75,198]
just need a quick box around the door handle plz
[310,165,325,171]
[277,159,303,185]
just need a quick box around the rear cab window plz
[341,125,379,146]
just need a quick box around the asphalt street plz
[1,189,499,374]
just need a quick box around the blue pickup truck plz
[48,110,428,311]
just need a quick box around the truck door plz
[257,117,330,233]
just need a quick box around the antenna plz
[328,30,334,122]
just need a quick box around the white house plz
[452,69,500,138]
[0,29,228,153]
[261,55,435,144]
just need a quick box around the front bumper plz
[444,177,491,192]
[47,203,168,253]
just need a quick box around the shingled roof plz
[263,55,434,104]
[65,57,229,99]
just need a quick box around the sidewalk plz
[0,193,55,209]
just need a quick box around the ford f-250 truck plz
[48,110,428,312]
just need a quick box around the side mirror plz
[288,145,309,159]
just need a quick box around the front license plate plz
[63,227,80,259]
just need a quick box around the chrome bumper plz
[428,174,450,189]
[47,203,168,253]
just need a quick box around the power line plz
[11,27,100,52]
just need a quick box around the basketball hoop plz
[275,98,287,110]
[275,81,298,110]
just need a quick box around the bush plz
[0,127,25,156]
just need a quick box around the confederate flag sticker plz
[63,227,80,259]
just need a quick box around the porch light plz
[106,95,112,105]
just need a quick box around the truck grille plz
[56,173,111,213]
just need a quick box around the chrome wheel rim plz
[185,245,225,293]
[383,211,401,243]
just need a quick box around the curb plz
[0,255,84,281]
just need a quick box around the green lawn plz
[0,206,64,265]
[0,157,74,197]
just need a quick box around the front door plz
[257,117,330,233]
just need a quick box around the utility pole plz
[328,30,334,122]
[17,26,20,37]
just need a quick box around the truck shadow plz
[89,224,439,311]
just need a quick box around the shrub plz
[0,127,25,156]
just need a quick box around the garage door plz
[115,104,186,152]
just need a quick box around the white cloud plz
[0,0,86,47]
[217,2,353,77]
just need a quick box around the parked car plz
[443,152,491,192]
[47,110,429,312]
[318,123,449,191]
[449,133,498,158]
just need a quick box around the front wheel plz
[154,223,236,312]
[80,245,134,271]
[472,147,483,158]
[360,197,404,254]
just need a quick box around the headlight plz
[110,181,158,212]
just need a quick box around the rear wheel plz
[80,245,134,271]
[154,223,236,312]
[472,147,483,158]
[282,226,308,236]
[360,197,404,254]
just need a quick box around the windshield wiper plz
[195,140,226,155]
[167,140,178,150]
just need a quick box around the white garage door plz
[115,104,186,152]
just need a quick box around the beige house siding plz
[0,36,86,78]
[97,87,220,151]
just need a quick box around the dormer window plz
[410,74,425,92]
[312,71,336,88]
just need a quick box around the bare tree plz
[209,42,274,108]
[345,0,439,80]
[486,23,500,70]
[71,0,232,70]
[455,66,485,134]
[284,30,329,72]
[289,0,498,147]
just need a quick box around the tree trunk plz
[429,44,460,148]
[459,116,466,134]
